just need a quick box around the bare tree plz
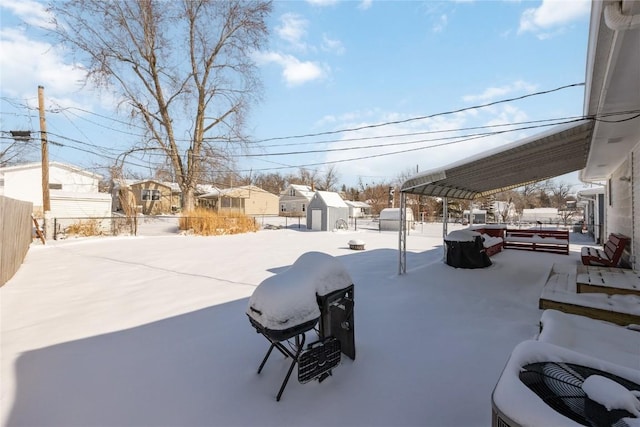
[49,0,272,211]
[316,164,340,191]
[287,168,318,187]
[548,181,574,208]
[252,172,286,194]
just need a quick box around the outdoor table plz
[576,265,640,296]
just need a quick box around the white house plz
[278,184,314,216]
[0,161,111,219]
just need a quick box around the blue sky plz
[0,0,592,190]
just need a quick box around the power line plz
[250,83,586,143]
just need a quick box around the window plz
[142,189,161,201]
[302,204,306,212]
[49,183,62,190]
[290,188,295,196]
[281,204,286,212]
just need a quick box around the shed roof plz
[314,191,348,208]
[400,120,594,200]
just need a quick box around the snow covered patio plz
[0,223,634,426]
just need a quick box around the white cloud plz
[254,51,327,86]
[0,0,55,29]
[462,80,538,104]
[321,34,345,55]
[518,0,591,38]
[306,0,339,7]
[432,14,448,33]
[276,13,309,50]
[0,28,86,100]
[358,0,373,11]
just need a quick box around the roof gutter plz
[604,0,640,30]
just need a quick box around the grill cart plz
[247,252,355,401]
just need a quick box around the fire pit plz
[247,252,355,401]
[348,239,365,250]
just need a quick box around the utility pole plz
[38,85,50,212]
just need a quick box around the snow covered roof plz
[313,191,348,208]
[198,185,273,199]
[0,161,103,180]
[400,120,594,200]
[344,200,371,208]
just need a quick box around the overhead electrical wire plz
[4,82,640,176]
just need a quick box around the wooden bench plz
[504,229,569,255]
[468,225,506,257]
[581,233,630,267]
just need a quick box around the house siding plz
[608,157,633,238]
[243,190,279,216]
[130,181,175,215]
[0,163,102,217]
[607,156,634,267]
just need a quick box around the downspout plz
[604,1,640,30]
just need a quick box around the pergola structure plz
[397,119,595,274]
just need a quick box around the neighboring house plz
[128,180,181,215]
[0,161,111,218]
[198,185,278,216]
[307,191,349,231]
[345,200,372,218]
[279,184,314,216]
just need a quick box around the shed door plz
[311,209,322,231]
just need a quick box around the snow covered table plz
[539,263,640,326]
[576,264,640,297]
[538,309,640,371]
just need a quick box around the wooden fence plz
[1,196,33,286]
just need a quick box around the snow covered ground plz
[0,222,630,426]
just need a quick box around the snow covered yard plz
[1,224,601,426]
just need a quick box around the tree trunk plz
[182,187,196,213]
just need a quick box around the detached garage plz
[379,208,414,231]
[306,191,349,231]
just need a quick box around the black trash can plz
[317,285,355,360]
[445,231,491,269]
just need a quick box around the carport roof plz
[400,120,594,200]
